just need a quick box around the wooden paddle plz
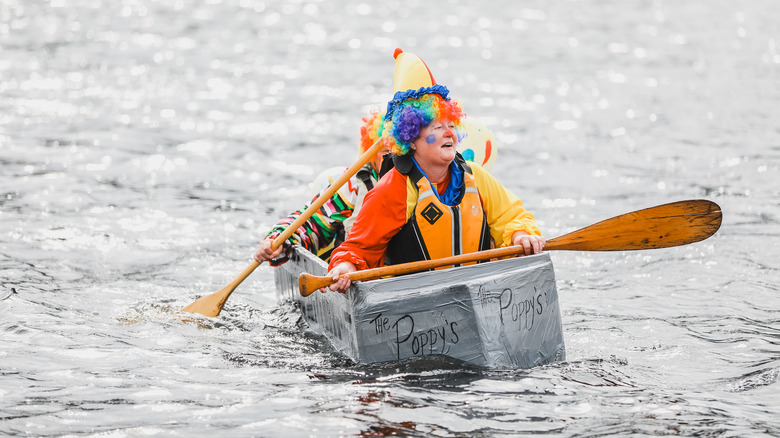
[181,137,387,317]
[298,199,722,296]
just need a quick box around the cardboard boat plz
[275,246,566,369]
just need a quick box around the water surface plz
[1,0,778,436]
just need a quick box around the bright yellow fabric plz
[467,163,541,247]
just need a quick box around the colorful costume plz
[266,164,379,263]
[328,153,541,271]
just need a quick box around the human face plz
[412,118,458,172]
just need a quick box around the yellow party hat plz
[392,48,436,92]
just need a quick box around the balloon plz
[458,117,497,171]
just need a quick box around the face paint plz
[426,134,437,144]
[444,128,454,138]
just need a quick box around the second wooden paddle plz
[298,199,722,296]
[181,137,387,317]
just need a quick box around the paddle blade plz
[180,285,234,317]
[181,261,260,317]
[545,199,722,251]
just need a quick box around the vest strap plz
[356,165,375,191]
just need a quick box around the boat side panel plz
[468,258,566,368]
[351,253,566,368]
[351,283,486,366]
[273,246,359,361]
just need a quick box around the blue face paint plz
[426,134,437,144]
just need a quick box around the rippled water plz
[2,0,778,436]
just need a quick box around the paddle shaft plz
[298,199,722,296]
[236,136,388,276]
[181,137,387,316]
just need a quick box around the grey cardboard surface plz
[275,246,566,369]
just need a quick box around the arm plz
[470,164,543,250]
[325,170,409,290]
[256,170,360,263]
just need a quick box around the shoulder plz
[462,160,495,184]
[363,169,411,209]
[373,167,409,192]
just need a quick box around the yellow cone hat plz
[392,48,437,92]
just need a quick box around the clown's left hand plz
[512,231,546,256]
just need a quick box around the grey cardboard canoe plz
[275,245,566,369]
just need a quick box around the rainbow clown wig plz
[382,84,466,156]
[359,110,385,155]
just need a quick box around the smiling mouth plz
[442,141,454,148]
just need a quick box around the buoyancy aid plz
[386,153,491,267]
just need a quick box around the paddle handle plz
[269,137,386,252]
[299,274,338,296]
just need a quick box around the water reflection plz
[1,0,779,435]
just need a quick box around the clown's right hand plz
[254,236,286,263]
[321,261,356,293]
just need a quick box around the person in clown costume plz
[324,54,545,293]
[254,49,498,265]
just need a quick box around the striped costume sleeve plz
[267,171,360,261]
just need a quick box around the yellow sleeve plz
[470,164,542,247]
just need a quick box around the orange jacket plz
[329,160,541,271]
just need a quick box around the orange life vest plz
[386,155,491,268]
